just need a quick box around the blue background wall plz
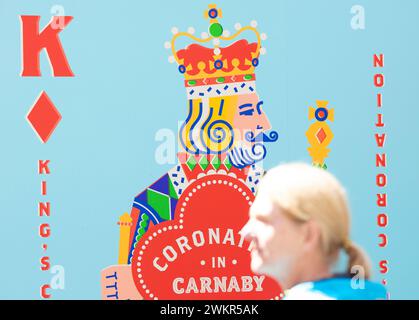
[0,0,417,299]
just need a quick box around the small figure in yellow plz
[306,100,334,169]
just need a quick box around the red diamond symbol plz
[316,127,327,143]
[27,91,62,143]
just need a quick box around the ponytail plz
[344,241,372,279]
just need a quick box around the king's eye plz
[239,109,255,116]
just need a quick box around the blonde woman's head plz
[241,162,372,289]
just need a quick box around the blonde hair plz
[179,95,237,154]
[259,162,372,279]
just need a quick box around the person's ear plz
[301,220,322,252]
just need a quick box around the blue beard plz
[228,142,267,169]
[228,130,278,169]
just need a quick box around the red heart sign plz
[131,174,283,300]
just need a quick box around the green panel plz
[186,156,197,171]
[211,155,221,170]
[199,156,209,170]
[147,189,171,220]
[168,178,179,200]
[224,156,232,170]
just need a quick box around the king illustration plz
[101,5,282,300]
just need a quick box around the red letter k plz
[20,15,74,77]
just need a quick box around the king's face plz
[179,91,276,168]
[233,93,272,148]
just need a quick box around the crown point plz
[201,32,209,39]
[214,59,223,70]
[187,27,195,35]
[234,23,242,30]
[208,7,219,19]
[222,30,230,37]
[260,47,267,55]
[178,65,186,74]
[164,41,171,49]
[261,33,268,41]
[168,55,175,63]
[171,27,179,35]
[250,20,258,28]
[213,38,220,46]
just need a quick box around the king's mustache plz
[245,130,279,143]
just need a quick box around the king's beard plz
[228,141,267,169]
[228,130,278,169]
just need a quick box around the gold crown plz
[164,4,267,87]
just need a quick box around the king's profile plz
[101,4,282,300]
